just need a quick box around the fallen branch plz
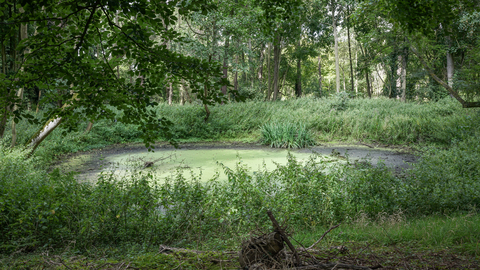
[267,210,302,266]
[307,224,341,250]
[142,154,175,168]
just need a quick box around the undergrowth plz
[1,97,479,259]
[1,132,479,254]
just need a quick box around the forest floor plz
[2,239,479,269]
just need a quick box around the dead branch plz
[142,154,174,168]
[307,224,341,250]
[267,210,302,266]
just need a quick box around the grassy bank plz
[1,97,478,163]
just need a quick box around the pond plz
[56,143,417,183]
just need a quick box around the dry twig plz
[307,224,341,250]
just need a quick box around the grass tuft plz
[260,122,315,148]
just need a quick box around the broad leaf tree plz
[0,0,234,153]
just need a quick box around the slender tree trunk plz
[85,121,94,133]
[332,6,340,93]
[36,90,41,113]
[11,22,28,147]
[1,43,5,74]
[318,55,322,97]
[183,79,192,103]
[272,34,281,101]
[241,46,246,83]
[359,43,371,98]
[26,92,79,155]
[221,35,230,96]
[355,50,358,93]
[446,45,454,88]
[366,70,372,98]
[279,65,289,97]
[0,112,7,138]
[347,5,354,93]
[234,55,239,92]
[168,82,173,105]
[248,38,254,87]
[400,47,408,102]
[0,43,8,138]
[257,45,264,80]
[266,43,272,100]
[295,40,302,97]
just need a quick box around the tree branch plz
[409,42,480,108]
[74,2,99,52]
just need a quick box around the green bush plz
[260,122,315,148]
[1,136,480,252]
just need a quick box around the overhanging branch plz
[409,44,480,108]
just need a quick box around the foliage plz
[1,98,476,163]
[0,0,236,150]
[2,125,480,252]
[260,122,315,148]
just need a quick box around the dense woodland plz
[1,0,480,149]
[1,0,480,269]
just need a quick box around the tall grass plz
[157,97,477,145]
[1,97,477,163]
[260,122,315,148]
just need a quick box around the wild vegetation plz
[1,97,480,268]
[1,0,480,268]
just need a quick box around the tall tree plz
[0,0,233,153]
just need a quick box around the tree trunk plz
[85,121,94,133]
[257,45,264,81]
[248,38,254,87]
[36,90,41,113]
[234,54,239,92]
[318,55,322,97]
[332,7,340,93]
[295,40,302,98]
[446,49,454,88]
[1,42,5,74]
[241,46,246,83]
[366,69,372,98]
[221,35,230,96]
[355,50,358,93]
[400,47,408,102]
[11,22,28,147]
[347,5,354,93]
[168,82,173,105]
[0,43,8,138]
[272,34,281,101]
[279,65,290,97]
[266,43,272,100]
[28,117,63,155]
[359,43,371,98]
